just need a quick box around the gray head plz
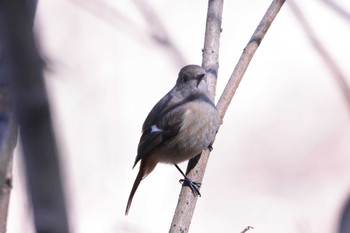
[175,65,208,94]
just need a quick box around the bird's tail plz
[125,168,144,215]
[125,160,157,215]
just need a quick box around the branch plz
[339,195,350,233]
[170,0,286,232]
[132,0,187,66]
[241,226,254,233]
[71,0,187,66]
[288,0,350,114]
[320,0,350,24]
[0,90,17,233]
[216,0,286,118]
[169,1,223,232]
[1,0,70,232]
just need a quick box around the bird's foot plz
[208,144,213,151]
[179,177,201,197]
[174,164,201,196]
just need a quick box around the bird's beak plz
[196,73,206,87]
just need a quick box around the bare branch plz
[320,0,350,24]
[170,0,286,232]
[71,0,187,66]
[1,0,70,232]
[169,0,223,232]
[241,226,254,233]
[132,0,187,66]
[339,195,350,233]
[0,92,17,233]
[70,0,145,40]
[216,0,286,119]
[288,0,350,114]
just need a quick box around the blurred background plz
[6,0,350,232]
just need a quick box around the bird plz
[125,64,219,215]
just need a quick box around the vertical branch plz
[202,0,224,96]
[170,0,286,232]
[0,3,21,232]
[169,1,223,232]
[339,195,350,233]
[0,90,17,233]
[1,0,70,232]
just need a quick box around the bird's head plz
[175,65,207,93]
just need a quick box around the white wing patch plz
[151,124,163,133]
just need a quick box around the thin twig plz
[170,0,286,232]
[241,226,254,233]
[288,0,350,114]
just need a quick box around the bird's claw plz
[179,178,202,197]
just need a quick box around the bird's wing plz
[133,94,186,167]
[141,90,173,131]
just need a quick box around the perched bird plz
[125,64,219,215]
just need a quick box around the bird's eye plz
[182,74,190,83]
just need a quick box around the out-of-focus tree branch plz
[0,4,19,233]
[339,195,350,233]
[71,0,143,38]
[320,0,350,24]
[71,0,186,66]
[288,0,350,114]
[0,0,70,232]
[132,0,187,66]
[0,86,17,233]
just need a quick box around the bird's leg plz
[174,164,201,197]
[208,144,213,151]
